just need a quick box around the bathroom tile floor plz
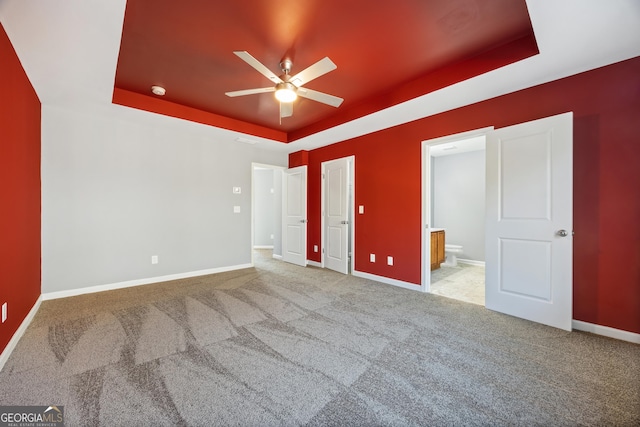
[430,263,485,306]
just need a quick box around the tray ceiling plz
[114,0,537,142]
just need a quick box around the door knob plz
[556,229,568,237]
[300,219,307,223]
[341,220,349,224]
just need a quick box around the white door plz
[486,112,573,330]
[282,166,307,267]
[323,158,349,274]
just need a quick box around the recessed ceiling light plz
[151,85,166,96]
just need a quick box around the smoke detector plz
[151,85,166,96]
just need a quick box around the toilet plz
[443,244,464,267]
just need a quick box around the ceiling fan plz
[225,51,344,120]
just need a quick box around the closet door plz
[323,157,349,274]
[282,166,307,267]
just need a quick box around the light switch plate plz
[387,256,394,266]
[233,206,241,213]
[233,187,241,194]
[370,254,375,262]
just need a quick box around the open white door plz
[323,158,350,274]
[282,166,307,267]
[486,112,573,330]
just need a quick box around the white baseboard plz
[0,296,42,372]
[42,263,253,301]
[272,254,282,260]
[352,270,423,292]
[306,260,322,268]
[458,259,485,267]
[253,245,274,249]
[572,320,640,344]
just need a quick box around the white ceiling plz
[1,0,639,155]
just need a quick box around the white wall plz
[433,149,486,262]
[273,170,288,256]
[272,169,283,257]
[41,104,287,293]
[253,168,275,247]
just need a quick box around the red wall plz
[0,24,41,354]
[294,56,640,334]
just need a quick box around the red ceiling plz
[114,0,537,142]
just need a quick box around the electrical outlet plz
[387,256,394,266]
[234,206,241,213]
[232,187,241,194]
[370,254,375,262]
[314,245,318,252]
[2,302,7,323]
[270,234,274,240]
[151,255,158,264]
[359,205,364,214]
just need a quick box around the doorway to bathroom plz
[426,133,487,305]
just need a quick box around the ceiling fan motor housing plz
[280,59,293,74]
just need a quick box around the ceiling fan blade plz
[289,57,337,87]
[280,102,293,118]
[225,87,275,97]
[233,51,283,84]
[298,88,343,107]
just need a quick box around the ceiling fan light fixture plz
[274,82,298,103]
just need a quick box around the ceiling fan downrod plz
[280,59,293,75]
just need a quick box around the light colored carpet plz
[430,263,485,306]
[1,250,638,426]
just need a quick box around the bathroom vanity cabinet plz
[430,230,445,270]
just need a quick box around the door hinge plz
[322,173,325,179]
